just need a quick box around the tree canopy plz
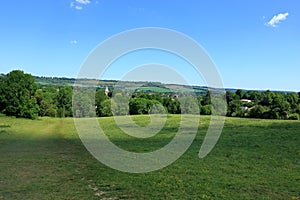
[1,70,39,119]
[0,70,299,121]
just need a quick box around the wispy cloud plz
[266,12,289,27]
[70,0,91,10]
[76,0,91,5]
[70,40,78,45]
[75,6,83,10]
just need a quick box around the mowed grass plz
[0,115,299,199]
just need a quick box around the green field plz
[0,115,299,199]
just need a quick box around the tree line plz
[1,70,300,120]
[226,89,300,120]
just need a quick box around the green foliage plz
[227,100,243,117]
[128,97,166,115]
[100,99,112,117]
[212,95,227,116]
[162,97,180,114]
[73,90,95,118]
[148,100,165,114]
[56,86,73,117]
[225,89,299,120]
[0,76,5,112]
[202,90,212,105]
[200,105,212,115]
[111,94,130,116]
[1,70,39,119]
[286,93,299,111]
[95,89,110,116]
[249,105,270,119]
[260,90,275,106]
[129,98,149,115]
[288,113,299,120]
[1,70,299,121]
[35,88,58,117]
[226,91,239,102]
[269,94,291,119]
[235,89,244,99]
[247,90,262,103]
[179,96,199,114]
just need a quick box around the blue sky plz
[0,0,299,91]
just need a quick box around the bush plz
[179,96,200,114]
[148,100,165,114]
[288,113,299,120]
[201,105,212,115]
[111,94,129,116]
[249,105,269,119]
[100,99,112,117]
[129,98,148,115]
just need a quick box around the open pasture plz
[0,115,299,199]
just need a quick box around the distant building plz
[105,86,109,96]
[241,99,252,103]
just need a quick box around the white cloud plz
[266,12,289,27]
[70,0,91,10]
[76,0,91,5]
[70,40,78,45]
[75,6,83,10]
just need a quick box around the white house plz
[241,99,252,103]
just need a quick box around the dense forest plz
[1,70,299,120]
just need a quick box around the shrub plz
[288,113,299,120]
[201,105,212,115]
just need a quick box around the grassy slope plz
[0,116,299,199]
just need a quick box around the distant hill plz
[34,76,209,94]
[0,73,295,94]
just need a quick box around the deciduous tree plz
[2,70,39,119]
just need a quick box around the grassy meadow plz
[0,115,299,199]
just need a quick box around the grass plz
[0,115,299,199]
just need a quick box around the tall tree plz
[95,89,109,117]
[286,93,298,112]
[247,90,262,103]
[260,90,275,106]
[179,96,200,114]
[111,94,130,116]
[270,94,291,119]
[226,91,238,103]
[162,97,180,114]
[227,100,243,117]
[56,86,73,117]
[202,90,212,105]
[129,98,149,115]
[35,89,57,117]
[0,76,5,112]
[2,70,39,119]
[235,89,244,99]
